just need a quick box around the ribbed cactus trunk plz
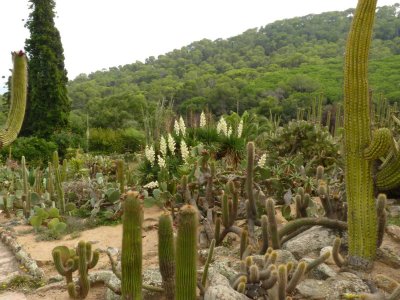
[121,191,143,299]
[158,213,175,300]
[0,51,27,148]
[175,205,198,300]
[344,0,378,268]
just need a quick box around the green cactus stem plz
[52,245,78,285]
[295,188,310,219]
[205,160,215,207]
[249,264,260,284]
[332,237,345,267]
[116,159,125,194]
[201,238,215,288]
[388,285,400,300]
[363,128,392,160]
[261,270,277,290]
[34,168,43,194]
[287,261,306,294]
[121,191,143,299]
[3,195,10,218]
[245,142,257,244]
[240,229,249,259]
[68,241,99,299]
[376,153,400,191]
[47,162,55,200]
[266,198,281,249]
[158,213,175,299]
[237,282,246,294]
[61,159,68,182]
[214,216,221,243]
[0,51,27,148]
[53,151,65,214]
[278,264,287,300]
[175,205,198,300]
[21,156,31,218]
[305,252,330,274]
[376,194,387,248]
[343,0,378,268]
[260,215,269,254]
[278,217,347,241]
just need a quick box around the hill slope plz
[68,4,400,129]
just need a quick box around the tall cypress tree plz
[22,0,70,138]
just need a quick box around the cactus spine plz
[175,205,198,300]
[344,0,378,268]
[121,191,143,299]
[158,213,175,299]
[0,51,27,147]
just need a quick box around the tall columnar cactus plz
[343,0,378,268]
[0,51,27,147]
[53,151,65,214]
[67,241,99,299]
[175,205,198,300]
[121,191,143,299]
[158,213,175,299]
[245,142,257,244]
[116,159,125,194]
[21,156,31,218]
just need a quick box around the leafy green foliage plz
[0,137,57,166]
[89,127,145,154]
[67,5,400,127]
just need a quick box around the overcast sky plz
[0,0,399,90]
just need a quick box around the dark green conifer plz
[22,0,70,138]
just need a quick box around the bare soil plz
[0,206,164,299]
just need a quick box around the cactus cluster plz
[106,191,210,300]
[52,240,99,299]
[233,247,329,299]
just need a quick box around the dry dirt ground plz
[0,206,164,299]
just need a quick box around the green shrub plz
[1,137,57,166]
[50,130,86,158]
[89,127,145,154]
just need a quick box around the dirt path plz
[0,239,28,299]
[0,241,20,282]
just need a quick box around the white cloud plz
[0,0,398,91]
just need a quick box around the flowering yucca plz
[227,126,232,137]
[167,133,175,154]
[174,120,180,135]
[257,153,267,168]
[237,119,243,138]
[157,155,166,168]
[180,140,190,163]
[145,145,156,165]
[160,136,167,157]
[143,181,159,189]
[200,111,206,127]
[217,117,228,136]
[179,116,186,136]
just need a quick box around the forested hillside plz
[68,4,400,130]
